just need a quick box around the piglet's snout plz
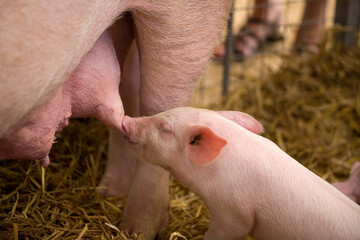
[121,116,149,151]
[121,116,149,147]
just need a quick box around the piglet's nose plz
[122,115,134,136]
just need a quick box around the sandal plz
[292,34,323,56]
[213,17,283,62]
[292,43,320,56]
[233,17,284,61]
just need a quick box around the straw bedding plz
[1,42,359,239]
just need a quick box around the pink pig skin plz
[0,1,233,238]
[0,31,123,165]
[122,107,360,240]
[332,162,360,204]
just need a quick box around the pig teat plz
[64,31,124,132]
[122,115,133,136]
[0,31,124,162]
[40,156,50,168]
[122,115,145,150]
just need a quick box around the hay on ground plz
[1,40,359,239]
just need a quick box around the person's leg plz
[214,0,283,60]
[294,0,328,54]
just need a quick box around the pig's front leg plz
[99,41,140,197]
[119,2,233,238]
[117,42,170,237]
[120,161,170,236]
[99,39,169,237]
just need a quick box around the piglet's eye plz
[161,128,170,133]
[158,122,172,134]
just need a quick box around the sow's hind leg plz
[119,1,233,239]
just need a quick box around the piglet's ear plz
[187,125,227,165]
[217,111,263,134]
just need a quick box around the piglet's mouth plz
[124,136,144,150]
[122,115,145,150]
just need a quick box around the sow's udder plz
[0,31,124,162]
[0,89,71,160]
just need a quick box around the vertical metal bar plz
[334,0,360,47]
[222,6,234,96]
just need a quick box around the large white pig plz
[122,107,360,240]
[0,1,233,238]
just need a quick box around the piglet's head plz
[122,113,227,168]
[122,107,262,169]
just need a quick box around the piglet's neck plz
[169,166,199,193]
[169,133,276,219]
[170,141,249,197]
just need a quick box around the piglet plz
[122,107,360,240]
